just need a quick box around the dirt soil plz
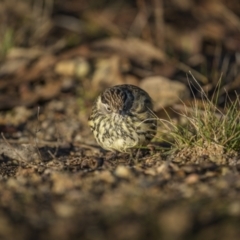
[0,0,240,240]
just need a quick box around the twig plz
[34,106,43,161]
[53,124,61,157]
[174,60,208,84]
[152,0,165,49]
[128,0,150,39]
[1,132,25,162]
[48,150,56,160]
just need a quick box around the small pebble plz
[114,165,131,179]
[185,174,199,184]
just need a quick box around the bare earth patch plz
[1,0,240,239]
[0,103,240,240]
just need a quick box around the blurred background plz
[0,0,240,110]
[0,1,240,240]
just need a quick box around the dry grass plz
[158,74,240,154]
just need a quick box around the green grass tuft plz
[0,28,14,59]
[158,75,240,154]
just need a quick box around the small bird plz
[88,84,157,152]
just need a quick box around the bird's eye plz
[144,98,151,105]
[105,105,111,112]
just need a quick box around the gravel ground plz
[0,96,240,240]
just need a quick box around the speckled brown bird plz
[88,84,157,152]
